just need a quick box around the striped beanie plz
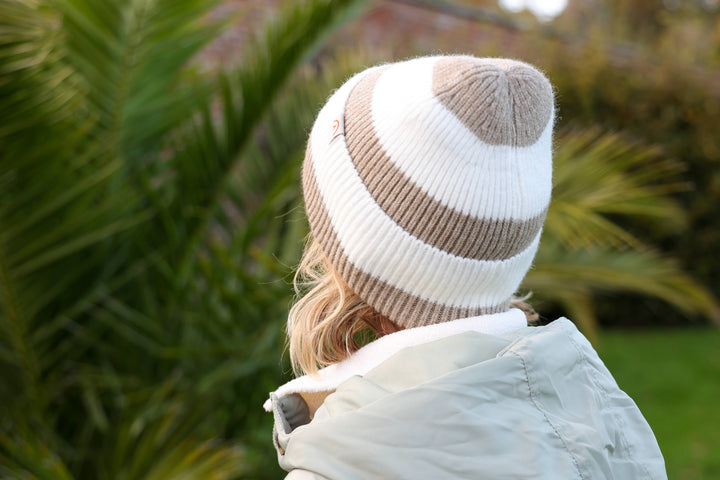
[302,55,554,329]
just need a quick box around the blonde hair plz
[288,237,539,376]
[287,239,399,376]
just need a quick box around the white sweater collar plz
[264,309,527,411]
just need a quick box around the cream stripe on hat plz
[345,67,548,261]
[302,55,554,329]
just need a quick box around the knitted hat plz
[302,55,554,329]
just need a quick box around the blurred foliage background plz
[1,0,719,478]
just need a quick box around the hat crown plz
[432,56,554,147]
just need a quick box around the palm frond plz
[0,0,81,147]
[97,381,245,480]
[0,431,75,480]
[525,240,720,338]
[548,128,687,249]
[56,0,225,156]
[167,0,371,283]
[525,128,720,337]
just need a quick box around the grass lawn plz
[598,328,720,480]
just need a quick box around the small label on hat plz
[330,117,344,144]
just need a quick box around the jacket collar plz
[264,308,527,411]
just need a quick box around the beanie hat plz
[302,55,554,329]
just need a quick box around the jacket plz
[266,310,667,479]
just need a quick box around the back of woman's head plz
[289,55,554,376]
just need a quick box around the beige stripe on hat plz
[302,55,554,329]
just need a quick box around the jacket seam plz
[510,350,586,480]
[563,331,654,480]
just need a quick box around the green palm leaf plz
[56,0,225,156]
[1,0,371,478]
[526,128,720,340]
[0,0,80,146]
[546,127,687,249]
[526,240,720,339]
[0,431,75,480]
[99,382,245,480]
[166,0,370,283]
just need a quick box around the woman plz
[264,54,667,479]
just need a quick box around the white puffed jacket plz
[266,310,667,480]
